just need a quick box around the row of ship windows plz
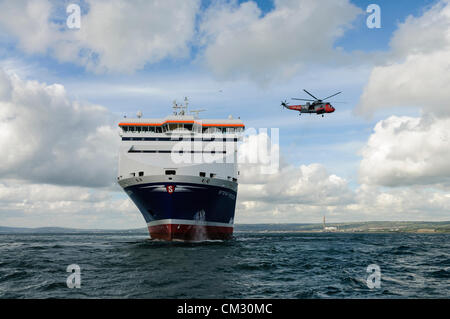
[127,170,237,182]
[121,125,244,133]
[128,150,228,154]
[122,137,239,141]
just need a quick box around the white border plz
[147,219,233,228]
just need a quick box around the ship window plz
[204,127,221,134]
[148,126,155,132]
[199,172,206,177]
[155,127,162,133]
[130,172,135,177]
[184,124,193,131]
[138,171,144,177]
[210,173,216,178]
[165,170,176,175]
[142,126,148,132]
[122,126,129,132]
[232,178,237,182]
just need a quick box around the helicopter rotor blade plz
[322,91,342,100]
[291,98,315,101]
[303,89,319,100]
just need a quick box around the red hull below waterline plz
[148,224,233,241]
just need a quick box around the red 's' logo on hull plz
[166,185,176,194]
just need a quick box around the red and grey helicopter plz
[281,89,341,117]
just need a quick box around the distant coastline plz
[1,221,449,234]
[235,221,450,234]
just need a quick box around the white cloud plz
[389,0,450,57]
[355,1,450,189]
[357,0,450,116]
[0,0,57,54]
[237,130,281,179]
[239,163,353,206]
[0,69,12,100]
[0,0,362,79]
[74,0,200,73]
[236,177,450,223]
[0,180,142,229]
[199,0,361,83]
[234,128,450,223]
[359,115,450,187]
[0,69,145,229]
[236,131,355,222]
[0,0,200,73]
[357,50,450,116]
[0,68,118,187]
[352,184,450,220]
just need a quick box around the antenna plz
[190,109,206,119]
[136,110,142,118]
[177,96,188,116]
[172,100,182,115]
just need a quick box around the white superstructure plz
[117,102,244,183]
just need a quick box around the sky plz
[0,0,449,229]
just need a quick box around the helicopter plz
[281,89,341,117]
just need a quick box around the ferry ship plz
[117,99,244,241]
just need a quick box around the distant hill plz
[0,226,148,234]
[235,221,450,233]
[0,221,449,234]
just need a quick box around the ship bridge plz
[117,101,245,186]
[119,98,244,134]
[118,115,245,134]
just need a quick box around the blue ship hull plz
[124,182,237,240]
